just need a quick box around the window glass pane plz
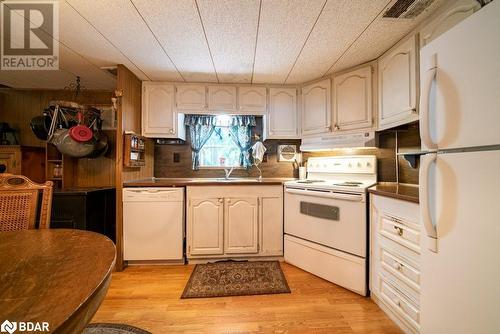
[199,125,240,167]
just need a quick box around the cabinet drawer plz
[380,275,420,329]
[381,246,420,291]
[380,213,420,253]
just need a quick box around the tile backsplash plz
[154,119,420,184]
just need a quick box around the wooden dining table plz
[0,229,116,334]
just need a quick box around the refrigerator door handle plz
[420,153,438,252]
[420,53,438,150]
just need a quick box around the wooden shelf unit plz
[123,134,146,167]
[45,143,75,189]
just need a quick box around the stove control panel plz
[307,155,377,174]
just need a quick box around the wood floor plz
[91,263,401,334]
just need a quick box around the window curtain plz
[184,115,217,170]
[228,116,256,169]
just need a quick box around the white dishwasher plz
[123,187,184,262]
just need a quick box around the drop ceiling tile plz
[196,0,260,83]
[286,0,389,84]
[66,0,183,81]
[252,0,326,84]
[329,0,446,74]
[132,0,217,83]
[59,1,147,81]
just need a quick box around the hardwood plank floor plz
[91,263,402,334]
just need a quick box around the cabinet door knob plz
[227,199,231,204]
[333,124,340,131]
[169,129,174,134]
[218,198,223,203]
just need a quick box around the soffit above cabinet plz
[0,0,448,90]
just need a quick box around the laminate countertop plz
[368,183,419,204]
[124,177,296,187]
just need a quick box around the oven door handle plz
[285,188,364,202]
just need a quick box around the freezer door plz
[419,150,500,333]
[420,1,500,151]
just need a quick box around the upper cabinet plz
[208,86,237,112]
[142,82,186,139]
[332,64,374,132]
[420,0,480,47]
[176,85,207,111]
[266,87,299,139]
[378,34,419,130]
[238,87,267,114]
[301,79,331,136]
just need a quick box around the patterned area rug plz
[83,323,151,334]
[181,261,291,298]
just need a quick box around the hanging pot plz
[53,128,96,158]
[86,120,108,159]
[30,115,52,140]
[69,111,93,142]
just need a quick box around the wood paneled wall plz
[115,65,153,271]
[0,89,116,187]
[0,89,112,147]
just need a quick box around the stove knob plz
[357,162,361,167]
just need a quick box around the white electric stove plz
[284,155,377,296]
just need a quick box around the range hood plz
[300,131,377,152]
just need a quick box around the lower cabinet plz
[370,194,421,334]
[189,198,224,256]
[187,185,283,261]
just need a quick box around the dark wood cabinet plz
[50,187,116,242]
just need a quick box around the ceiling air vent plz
[383,0,435,19]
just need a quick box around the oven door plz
[284,186,366,257]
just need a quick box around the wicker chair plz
[0,174,53,231]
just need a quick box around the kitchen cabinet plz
[370,194,421,333]
[265,88,299,139]
[208,86,237,112]
[419,0,480,47]
[238,86,266,114]
[142,82,186,139]
[186,185,283,261]
[175,84,207,111]
[301,79,331,136]
[224,197,259,254]
[332,64,374,132]
[378,34,419,130]
[188,197,224,256]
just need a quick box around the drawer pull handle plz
[393,262,404,271]
[393,298,402,307]
[393,226,404,236]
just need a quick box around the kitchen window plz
[198,124,241,168]
[185,114,256,170]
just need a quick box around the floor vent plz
[383,0,435,19]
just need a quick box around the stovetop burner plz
[296,179,325,184]
[332,181,363,187]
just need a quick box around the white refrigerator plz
[419,1,500,333]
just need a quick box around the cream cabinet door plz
[208,86,237,112]
[188,198,224,256]
[302,79,331,136]
[176,85,207,111]
[267,88,299,139]
[224,197,259,254]
[142,82,177,137]
[333,65,373,132]
[420,0,480,47]
[378,34,419,130]
[238,86,266,113]
[260,197,283,256]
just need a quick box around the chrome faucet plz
[224,167,235,179]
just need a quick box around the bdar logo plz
[0,320,17,334]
